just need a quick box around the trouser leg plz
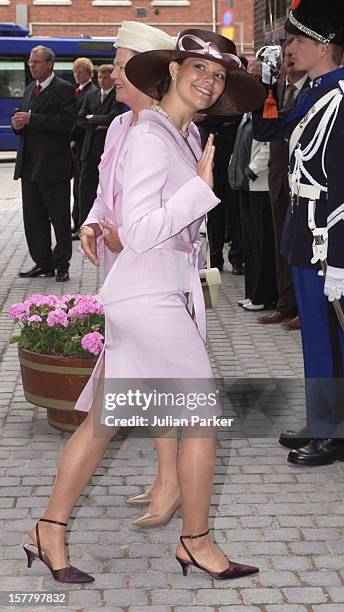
[39,181,72,271]
[71,149,81,231]
[227,189,244,267]
[292,266,344,438]
[78,155,100,228]
[21,159,53,269]
[207,200,225,269]
[239,190,257,301]
[250,191,277,306]
[271,188,296,316]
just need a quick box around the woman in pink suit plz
[79,22,184,528]
[23,29,265,583]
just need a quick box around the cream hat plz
[114,21,177,53]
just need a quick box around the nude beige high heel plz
[126,491,153,506]
[132,499,181,527]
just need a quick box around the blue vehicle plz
[0,24,116,150]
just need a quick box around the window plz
[0,60,25,99]
[33,0,72,5]
[265,0,288,27]
[52,61,75,85]
[92,0,131,6]
[151,1,190,6]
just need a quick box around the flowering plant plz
[9,294,105,358]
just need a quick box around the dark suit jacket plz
[70,80,98,152]
[268,78,309,202]
[77,88,124,161]
[14,75,77,182]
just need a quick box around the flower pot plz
[18,348,96,433]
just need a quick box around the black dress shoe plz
[232,264,244,276]
[71,232,80,241]
[56,269,70,282]
[287,438,344,466]
[279,426,313,450]
[19,265,55,278]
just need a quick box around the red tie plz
[75,87,81,95]
[101,91,107,104]
[35,84,42,97]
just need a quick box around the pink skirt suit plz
[75,110,221,417]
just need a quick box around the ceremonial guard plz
[254,0,344,466]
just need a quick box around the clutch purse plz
[199,221,221,309]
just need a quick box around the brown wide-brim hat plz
[125,28,266,115]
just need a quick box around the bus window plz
[0,60,25,98]
[52,60,75,86]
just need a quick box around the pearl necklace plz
[150,104,189,140]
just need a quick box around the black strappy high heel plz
[176,529,259,580]
[23,518,94,583]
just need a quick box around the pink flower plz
[28,315,42,324]
[8,303,29,321]
[25,294,59,308]
[81,331,104,355]
[69,297,104,319]
[61,294,74,302]
[46,309,69,328]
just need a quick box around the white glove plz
[324,265,344,302]
[262,63,277,86]
[311,228,328,264]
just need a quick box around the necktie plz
[75,86,81,95]
[35,84,42,97]
[101,91,107,105]
[284,83,297,109]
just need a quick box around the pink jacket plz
[84,110,206,278]
[98,109,220,340]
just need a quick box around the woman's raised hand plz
[197,133,215,190]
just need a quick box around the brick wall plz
[254,0,291,51]
[0,0,254,54]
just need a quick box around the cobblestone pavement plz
[1,163,344,612]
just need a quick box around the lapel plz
[78,81,94,108]
[138,109,201,168]
[22,82,36,111]
[99,88,115,111]
[82,81,94,97]
[98,110,133,210]
[29,75,57,112]
[277,81,285,110]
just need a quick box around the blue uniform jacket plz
[252,68,344,270]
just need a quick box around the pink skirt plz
[75,291,220,420]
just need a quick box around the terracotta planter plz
[18,348,96,433]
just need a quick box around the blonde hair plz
[73,57,94,77]
[97,64,114,75]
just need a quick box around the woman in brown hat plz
[23,28,265,584]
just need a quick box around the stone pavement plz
[0,162,344,612]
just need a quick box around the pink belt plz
[154,238,206,342]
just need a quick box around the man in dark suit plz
[257,47,308,327]
[70,57,98,239]
[12,45,76,281]
[199,114,243,274]
[77,65,124,228]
